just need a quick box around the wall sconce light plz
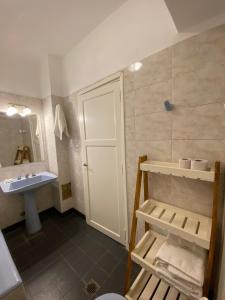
[128,61,143,72]
[6,104,32,117]
[19,107,32,117]
[6,105,18,116]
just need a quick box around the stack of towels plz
[154,235,207,298]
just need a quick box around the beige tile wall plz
[64,94,84,214]
[51,95,74,212]
[43,95,74,213]
[123,23,225,299]
[124,23,225,224]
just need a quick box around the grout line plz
[132,100,225,118]
[173,100,225,109]
[171,46,174,163]
[172,138,225,141]
[22,256,60,284]
[61,255,81,278]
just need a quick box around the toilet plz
[96,293,125,300]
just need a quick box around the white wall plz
[40,55,64,98]
[40,57,52,99]
[2,0,225,99]
[62,0,225,96]
[48,56,64,97]
[62,0,182,95]
[165,0,225,31]
[0,55,42,98]
[0,52,64,100]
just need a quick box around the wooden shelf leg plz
[203,161,220,297]
[124,155,147,294]
[143,171,150,232]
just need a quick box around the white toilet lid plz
[95,293,125,300]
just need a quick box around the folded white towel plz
[154,235,207,298]
[54,104,69,141]
[155,266,203,298]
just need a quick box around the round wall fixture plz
[128,61,143,72]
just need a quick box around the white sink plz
[0,171,57,194]
[0,171,57,234]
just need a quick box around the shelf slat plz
[131,230,165,272]
[140,160,214,182]
[137,199,211,249]
[125,269,192,300]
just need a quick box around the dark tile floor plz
[3,209,140,300]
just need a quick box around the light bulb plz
[6,106,17,116]
[128,62,143,72]
[19,112,26,117]
[20,107,31,117]
[23,107,31,115]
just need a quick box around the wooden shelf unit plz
[126,269,191,300]
[124,156,221,300]
[140,160,215,182]
[136,199,211,249]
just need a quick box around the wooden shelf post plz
[203,161,220,297]
[124,155,147,294]
[143,170,150,232]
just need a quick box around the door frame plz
[78,72,128,247]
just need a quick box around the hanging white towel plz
[35,118,40,139]
[54,104,69,141]
[154,235,207,298]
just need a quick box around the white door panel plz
[84,92,116,140]
[79,76,127,245]
[87,146,119,234]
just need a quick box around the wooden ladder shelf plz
[124,155,221,300]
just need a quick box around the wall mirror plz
[0,112,44,168]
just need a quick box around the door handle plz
[83,163,88,167]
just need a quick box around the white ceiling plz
[1,0,225,98]
[0,0,126,61]
[165,0,225,31]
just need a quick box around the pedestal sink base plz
[24,190,42,235]
[0,171,57,234]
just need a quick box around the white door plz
[78,75,127,245]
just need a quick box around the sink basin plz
[0,171,57,194]
[0,171,57,235]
